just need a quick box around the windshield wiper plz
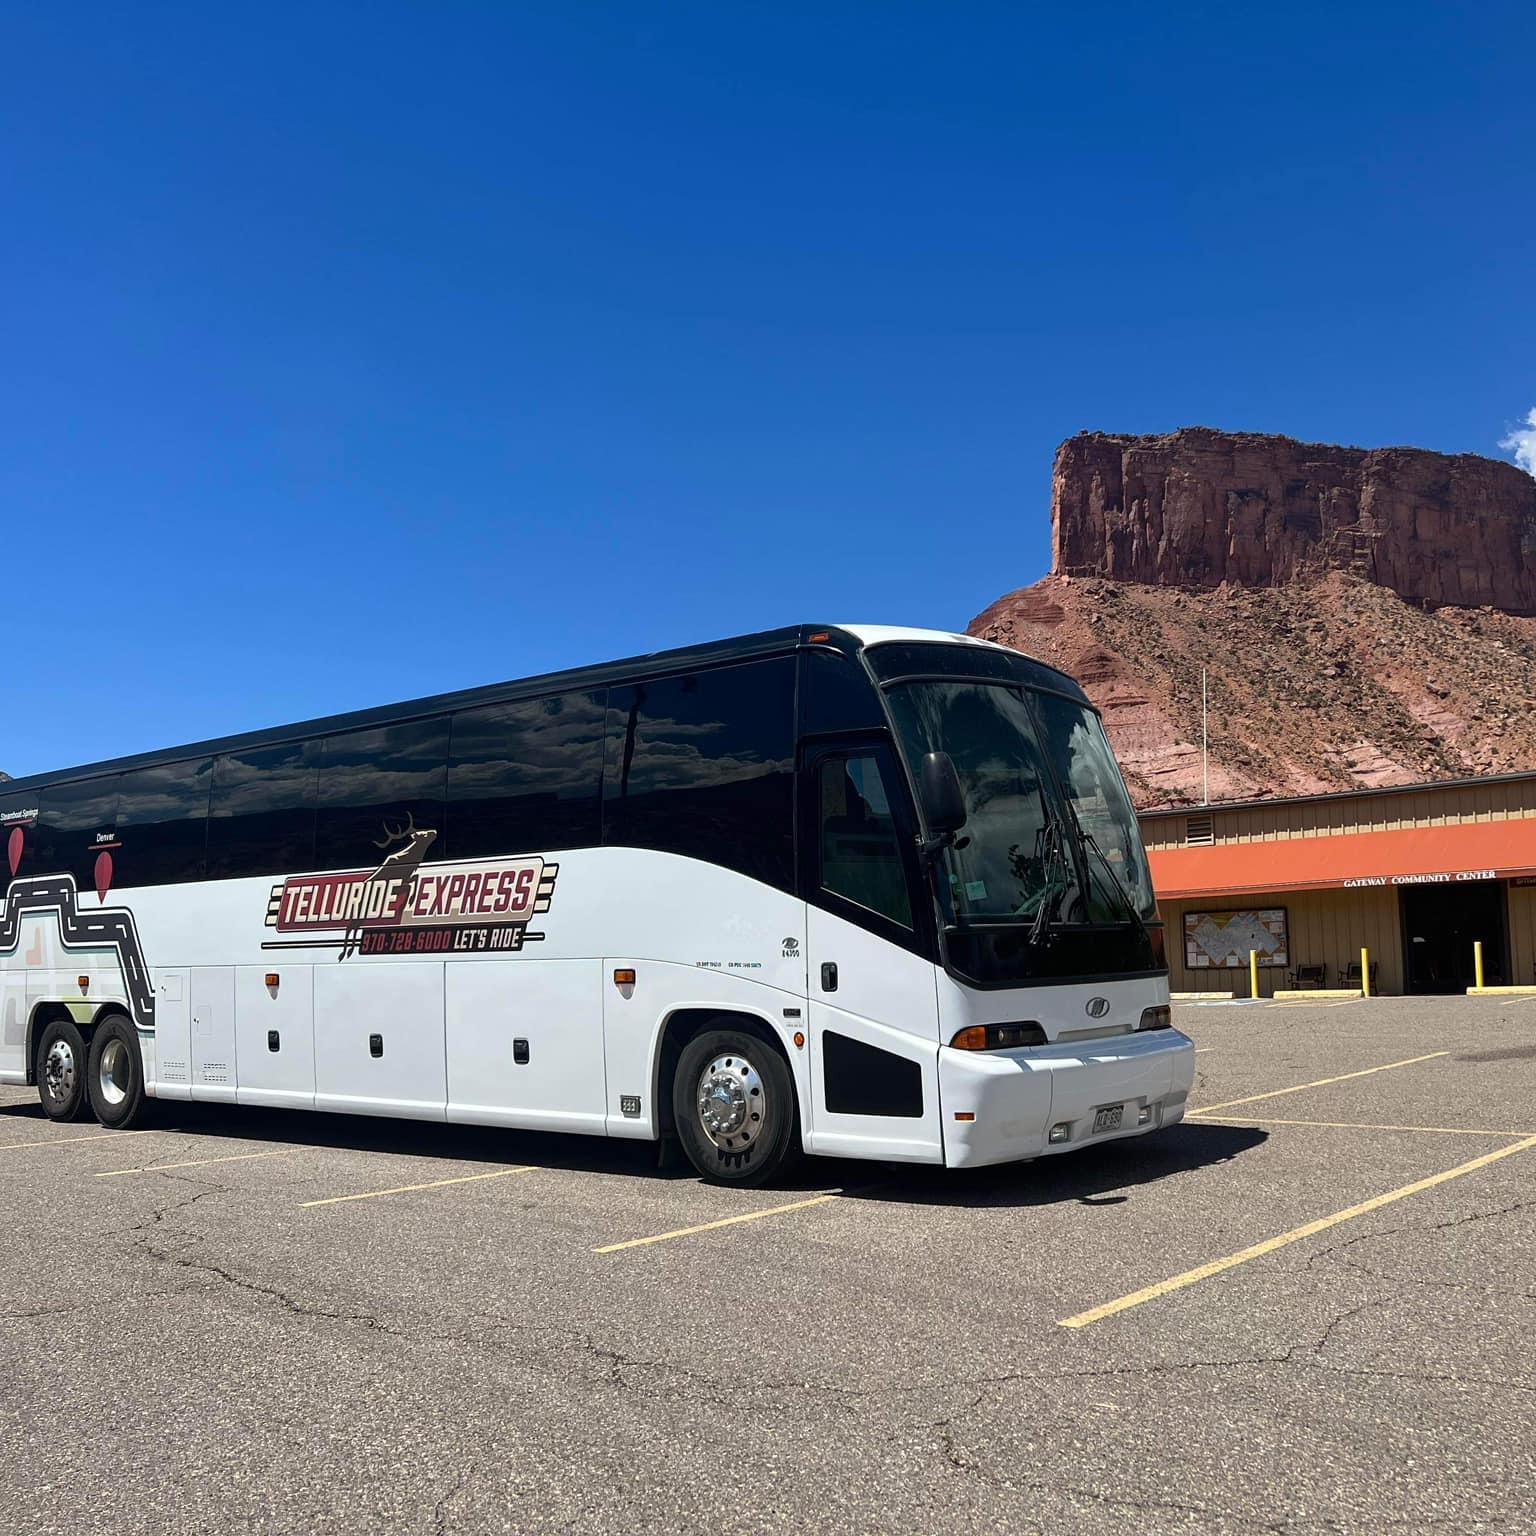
[1027,808,1081,946]
[1074,823,1149,934]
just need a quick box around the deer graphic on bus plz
[368,813,437,881]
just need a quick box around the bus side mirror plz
[919,752,967,839]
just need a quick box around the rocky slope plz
[970,430,1536,807]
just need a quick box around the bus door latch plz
[820,962,838,993]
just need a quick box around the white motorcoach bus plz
[0,625,1192,1184]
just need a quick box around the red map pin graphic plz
[7,827,21,877]
[95,850,114,904]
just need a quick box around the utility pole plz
[1202,668,1209,806]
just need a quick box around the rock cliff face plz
[1053,428,1536,611]
[971,428,1536,807]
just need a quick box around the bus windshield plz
[884,680,1155,928]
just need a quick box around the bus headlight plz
[950,1022,1047,1050]
[1136,1005,1172,1031]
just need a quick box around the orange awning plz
[1148,820,1536,901]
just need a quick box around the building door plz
[1400,880,1508,994]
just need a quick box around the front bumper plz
[938,1029,1195,1168]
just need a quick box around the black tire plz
[36,1017,90,1122]
[672,1027,800,1187]
[86,1014,146,1129]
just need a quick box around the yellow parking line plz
[1193,1114,1532,1138]
[0,1129,154,1154]
[96,1149,288,1178]
[1189,1051,1448,1115]
[1059,1132,1536,1329]
[301,1165,535,1207]
[595,1193,842,1253]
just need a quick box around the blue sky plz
[3,2,1532,777]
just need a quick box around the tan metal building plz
[1139,772,1536,996]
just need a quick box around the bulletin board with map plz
[1184,909,1290,969]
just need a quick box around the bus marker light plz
[77,975,89,993]
[950,1022,1047,1050]
[808,632,830,642]
[1048,1122,1070,1144]
[265,973,280,990]
[954,1111,975,1122]
[793,1031,805,1049]
[613,968,636,987]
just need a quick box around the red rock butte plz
[970,428,1536,807]
[1052,427,1536,611]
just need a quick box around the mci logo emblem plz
[1085,996,1112,1019]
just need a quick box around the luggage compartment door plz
[190,967,238,1103]
[314,962,446,1120]
[446,959,605,1133]
[236,965,315,1110]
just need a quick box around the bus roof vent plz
[1185,813,1215,846]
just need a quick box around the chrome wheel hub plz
[695,1053,765,1152]
[44,1039,77,1104]
[98,1038,130,1108]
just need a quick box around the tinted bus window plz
[446,691,604,859]
[799,647,886,735]
[818,753,911,927]
[34,777,120,888]
[115,759,212,887]
[0,792,41,881]
[604,658,795,890]
[314,717,449,871]
[208,742,319,879]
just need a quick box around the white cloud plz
[1500,406,1536,476]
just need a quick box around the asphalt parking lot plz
[3,997,1535,1535]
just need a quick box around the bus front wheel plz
[673,1028,799,1187]
[87,1015,146,1129]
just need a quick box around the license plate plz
[1092,1104,1124,1134]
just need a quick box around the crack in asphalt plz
[430,1458,477,1536]
[1306,1212,1536,1302]
[110,1169,395,1334]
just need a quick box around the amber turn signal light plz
[793,1031,805,1049]
[613,968,636,986]
[949,1021,1048,1050]
[265,973,280,989]
[77,975,90,993]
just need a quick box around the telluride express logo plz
[263,818,557,959]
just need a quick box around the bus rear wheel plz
[673,1028,799,1187]
[36,1018,90,1122]
[87,1015,146,1129]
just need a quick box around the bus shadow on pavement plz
[847,1121,1267,1209]
[0,1097,673,1181]
[0,1099,1265,1201]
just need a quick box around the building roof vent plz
[1185,813,1215,846]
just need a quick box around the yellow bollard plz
[1250,949,1259,1001]
[1360,946,1371,998]
[1474,940,1485,990]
